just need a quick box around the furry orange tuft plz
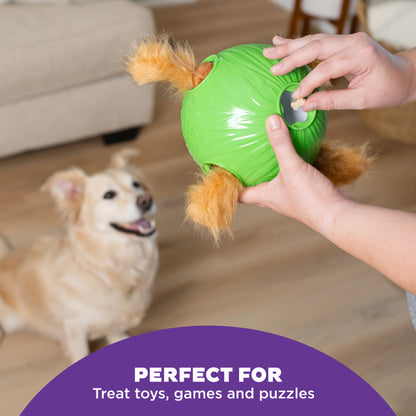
[127,35,196,94]
[127,36,374,242]
[186,167,244,242]
[313,142,374,186]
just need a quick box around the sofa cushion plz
[0,76,154,158]
[0,1,154,106]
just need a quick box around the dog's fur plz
[128,36,373,241]
[0,149,158,363]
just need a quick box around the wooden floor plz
[1,0,416,414]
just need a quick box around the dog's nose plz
[137,194,153,213]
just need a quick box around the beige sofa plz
[0,1,155,158]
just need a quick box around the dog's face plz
[42,149,156,239]
[83,168,156,238]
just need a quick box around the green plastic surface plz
[181,44,327,186]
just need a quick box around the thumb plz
[266,115,302,171]
[239,181,270,206]
[303,89,366,111]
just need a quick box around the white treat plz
[291,97,306,111]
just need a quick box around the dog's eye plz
[103,190,117,200]
[132,181,141,189]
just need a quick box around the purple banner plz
[21,326,395,415]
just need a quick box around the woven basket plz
[357,1,416,143]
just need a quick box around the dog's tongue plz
[124,218,152,232]
[116,218,155,235]
[135,218,153,231]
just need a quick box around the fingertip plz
[303,89,356,111]
[240,182,270,207]
[263,47,275,58]
[266,114,290,134]
[270,62,283,74]
[303,90,337,111]
[303,100,318,111]
[272,35,285,45]
[293,78,316,101]
[266,114,283,131]
[238,189,249,204]
[265,114,301,169]
[239,186,255,205]
[291,87,302,99]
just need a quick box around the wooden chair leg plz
[288,0,303,38]
[349,14,359,33]
[288,0,354,38]
[336,0,351,34]
[301,16,311,36]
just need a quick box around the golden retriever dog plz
[0,149,158,363]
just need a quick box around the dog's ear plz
[41,167,87,223]
[109,148,141,169]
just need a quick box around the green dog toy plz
[181,43,327,186]
[128,37,369,239]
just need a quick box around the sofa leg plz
[102,126,142,145]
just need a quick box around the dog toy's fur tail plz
[127,35,195,93]
[186,144,373,241]
[186,167,244,243]
[127,35,213,93]
[313,142,373,186]
[127,35,373,241]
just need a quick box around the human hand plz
[240,115,354,237]
[263,32,416,111]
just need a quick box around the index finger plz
[264,33,353,67]
[264,33,328,60]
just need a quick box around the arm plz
[397,47,416,103]
[263,33,416,111]
[240,115,416,294]
[327,202,416,294]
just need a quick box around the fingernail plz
[267,115,281,130]
[273,36,284,44]
[271,62,282,74]
[292,88,302,99]
[306,102,318,111]
[263,47,274,55]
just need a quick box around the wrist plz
[397,48,416,103]
[312,196,357,240]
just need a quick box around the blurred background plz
[0,0,415,414]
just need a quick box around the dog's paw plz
[106,332,130,345]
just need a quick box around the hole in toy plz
[202,163,213,174]
[280,90,307,125]
[193,61,214,88]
